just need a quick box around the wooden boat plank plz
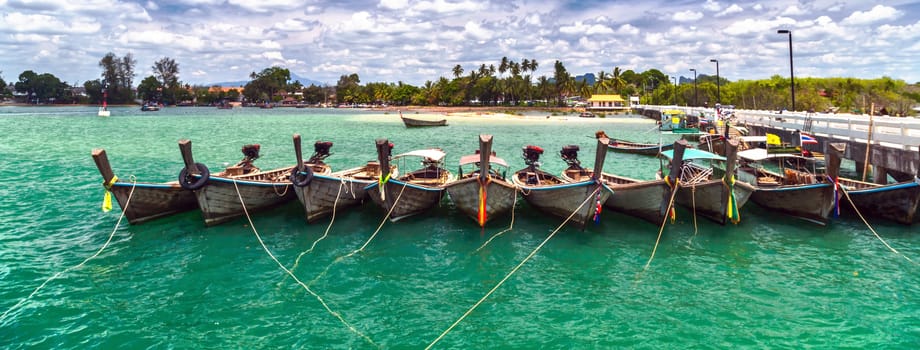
[445,176,518,225]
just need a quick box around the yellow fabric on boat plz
[102,175,118,212]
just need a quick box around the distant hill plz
[209,72,326,87]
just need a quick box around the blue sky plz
[1,0,918,86]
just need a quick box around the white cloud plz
[716,4,743,17]
[379,0,408,10]
[781,5,805,16]
[559,21,614,35]
[672,10,703,22]
[842,5,902,25]
[616,24,640,36]
[463,21,491,40]
[703,0,721,12]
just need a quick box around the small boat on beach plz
[141,103,160,111]
[579,112,595,118]
[290,134,394,223]
[178,140,331,226]
[364,140,454,221]
[511,139,613,229]
[658,139,756,225]
[400,110,447,127]
[736,145,844,225]
[444,135,518,226]
[92,149,198,224]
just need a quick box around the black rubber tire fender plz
[178,163,210,190]
[290,166,314,187]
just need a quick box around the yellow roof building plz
[587,94,629,110]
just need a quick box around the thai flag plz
[800,132,818,145]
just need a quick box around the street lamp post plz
[777,29,795,111]
[670,76,677,105]
[689,68,697,106]
[709,59,720,104]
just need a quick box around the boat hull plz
[674,180,755,225]
[603,178,669,224]
[401,116,447,127]
[607,141,674,156]
[517,181,612,228]
[444,177,518,225]
[365,179,445,221]
[749,183,836,225]
[195,177,295,226]
[843,180,920,225]
[110,182,198,224]
[294,173,372,223]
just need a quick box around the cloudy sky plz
[1,0,918,87]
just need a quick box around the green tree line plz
[1,55,918,115]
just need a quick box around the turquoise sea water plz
[0,106,917,349]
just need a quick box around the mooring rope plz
[289,179,346,273]
[230,179,379,348]
[308,180,410,287]
[644,181,680,271]
[473,185,520,253]
[688,184,699,244]
[838,185,915,264]
[426,186,600,349]
[0,177,137,325]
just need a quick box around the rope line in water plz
[426,186,600,349]
[644,181,680,271]
[474,185,520,253]
[290,179,346,273]
[688,184,699,244]
[838,185,915,264]
[308,180,409,287]
[0,177,137,325]
[230,179,379,348]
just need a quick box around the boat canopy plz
[662,109,685,115]
[458,154,509,167]
[660,148,726,161]
[393,149,446,162]
[740,135,767,143]
[738,148,809,161]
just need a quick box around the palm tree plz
[610,67,626,95]
[452,64,464,79]
[595,71,609,94]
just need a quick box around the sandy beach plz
[382,105,646,123]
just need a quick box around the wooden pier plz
[635,106,920,183]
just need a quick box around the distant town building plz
[587,94,629,111]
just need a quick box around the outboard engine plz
[235,144,261,173]
[309,141,333,163]
[241,144,261,161]
[522,145,544,167]
[560,145,582,169]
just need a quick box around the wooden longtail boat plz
[400,110,447,127]
[178,139,331,226]
[736,145,844,225]
[659,139,756,225]
[595,130,673,156]
[290,134,394,223]
[562,142,683,225]
[607,138,674,155]
[833,146,920,225]
[92,149,198,224]
[511,138,613,229]
[364,140,454,221]
[444,135,518,226]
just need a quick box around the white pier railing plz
[635,105,920,152]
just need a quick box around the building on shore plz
[586,94,631,112]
